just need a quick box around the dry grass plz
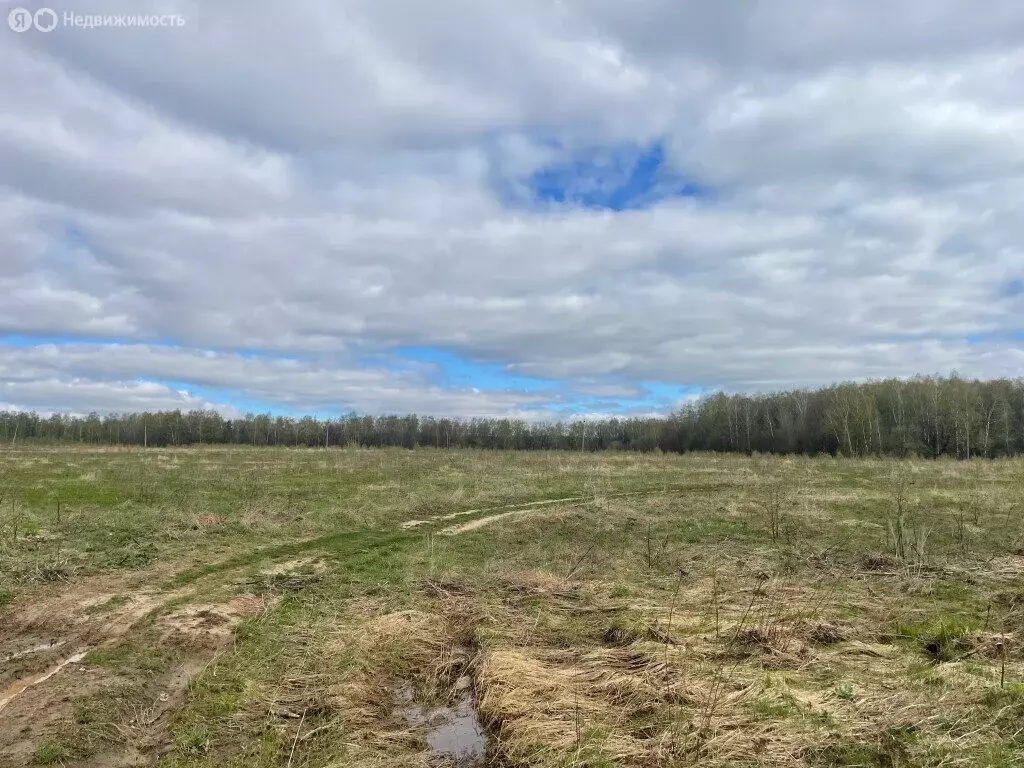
[2,447,1024,766]
[281,562,1024,767]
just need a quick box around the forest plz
[2,374,1024,458]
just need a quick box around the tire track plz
[402,487,691,536]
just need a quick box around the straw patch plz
[477,648,657,766]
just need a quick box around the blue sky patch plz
[966,330,1024,344]
[387,348,700,415]
[147,378,299,417]
[490,138,705,212]
[1001,278,1024,298]
[527,140,704,211]
[388,346,555,393]
[0,334,306,362]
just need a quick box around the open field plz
[1,446,1023,767]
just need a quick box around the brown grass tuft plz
[476,648,655,767]
[794,619,849,645]
[732,626,815,669]
[962,631,1014,660]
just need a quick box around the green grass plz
[1,447,1023,767]
[31,742,70,765]
[895,617,979,661]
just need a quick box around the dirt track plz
[401,487,682,536]
[0,570,268,766]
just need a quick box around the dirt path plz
[403,487,684,536]
[439,505,585,535]
[0,562,281,764]
[0,651,89,715]
[401,495,590,531]
[0,586,196,717]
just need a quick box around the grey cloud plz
[0,380,237,417]
[0,1,1022,415]
[576,1,1024,70]
[23,0,675,152]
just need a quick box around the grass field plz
[1,446,1023,767]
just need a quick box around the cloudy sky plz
[2,1,1023,419]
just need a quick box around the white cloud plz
[1,1,1023,415]
[0,343,560,417]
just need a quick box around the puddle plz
[2,641,66,664]
[396,676,487,766]
[0,649,89,714]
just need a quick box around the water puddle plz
[396,676,487,766]
[0,649,89,714]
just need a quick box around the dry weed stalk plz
[886,462,932,569]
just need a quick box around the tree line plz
[2,375,1024,458]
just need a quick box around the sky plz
[1,0,1023,420]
